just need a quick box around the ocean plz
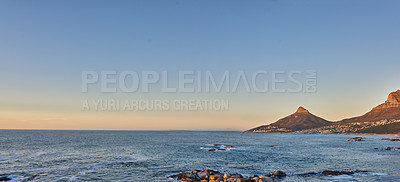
[0,130,399,182]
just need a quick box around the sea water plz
[0,130,399,181]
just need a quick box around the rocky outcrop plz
[245,107,331,133]
[167,169,285,181]
[375,90,400,109]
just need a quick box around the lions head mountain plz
[245,107,331,133]
[245,90,400,134]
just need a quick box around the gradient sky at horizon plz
[1,0,400,130]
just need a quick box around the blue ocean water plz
[0,130,399,182]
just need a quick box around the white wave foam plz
[330,174,353,179]
[68,175,77,181]
[370,172,387,176]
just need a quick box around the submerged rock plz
[348,137,364,141]
[197,171,210,180]
[384,147,392,150]
[259,175,274,181]
[322,170,355,175]
[269,145,282,148]
[271,170,286,177]
[181,172,200,181]
[0,176,11,181]
[382,137,400,141]
[298,170,367,178]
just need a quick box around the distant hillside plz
[340,90,400,123]
[356,122,400,134]
[245,107,331,133]
[245,90,400,134]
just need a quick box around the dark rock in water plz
[272,170,286,177]
[181,172,200,181]
[349,137,364,141]
[197,171,210,180]
[382,137,400,141]
[322,170,354,175]
[299,170,367,177]
[384,147,392,150]
[0,176,11,181]
[297,172,319,177]
[217,148,225,151]
[374,148,379,149]
[259,175,275,181]
[208,148,216,151]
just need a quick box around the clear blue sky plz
[1,0,399,130]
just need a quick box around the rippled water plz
[0,130,399,181]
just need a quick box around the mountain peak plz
[245,107,331,132]
[387,90,400,105]
[340,89,400,123]
[296,106,309,114]
[373,90,400,110]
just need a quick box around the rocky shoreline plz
[167,169,376,182]
[167,169,285,182]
